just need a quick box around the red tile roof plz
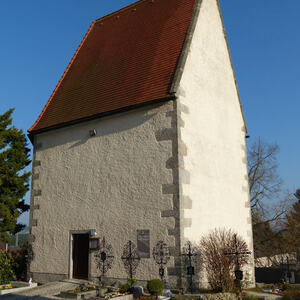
[29,0,198,133]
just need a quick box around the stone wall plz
[29,102,180,285]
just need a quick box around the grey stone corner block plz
[162,184,177,195]
[32,173,40,180]
[33,190,42,197]
[161,210,179,218]
[166,157,178,169]
[33,160,41,167]
[155,128,176,141]
[168,228,180,236]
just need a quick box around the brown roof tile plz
[29,0,197,133]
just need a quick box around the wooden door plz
[73,234,89,279]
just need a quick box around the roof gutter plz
[28,95,176,144]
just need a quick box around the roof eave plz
[28,95,176,141]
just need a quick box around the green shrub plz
[0,250,16,284]
[147,279,163,297]
[127,277,136,288]
[119,283,131,293]
[9,248,27,281]
[282,290,300,300]
[282,282,292,291]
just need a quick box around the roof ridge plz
[94,0,150,23]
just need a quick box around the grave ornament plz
[225,234,251,297]
[121,240,140,278]
[95,237,115,277]
[152,241,170,282]
[182,241,198,294]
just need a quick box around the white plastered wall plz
[30,102,177,282]
[177,0,255,284]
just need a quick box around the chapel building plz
[28,0,255,287]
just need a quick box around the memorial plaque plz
[137,230,150,258]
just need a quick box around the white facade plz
[176,0,255,283]
[29,0,254,287]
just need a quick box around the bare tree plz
[247,138,294,257]
[200,229,250,292]
[248,138,282,210]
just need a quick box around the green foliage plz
[282,282,292,291]
[9,243,30,281]
[127,277,136,288]
[282,290,300,300]
[119,277,136,293]
[147,279,163,297]
[0,109,30,243]
[0,250,16,284]
[119,283,131,293]
[285,191,300,252]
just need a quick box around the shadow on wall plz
[34,103,162,151]
[68,110,156,150]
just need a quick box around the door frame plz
[69,230,93,280]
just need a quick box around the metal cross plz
[225,234,251,296]
[121,240,140,278]
[95,237,115,278]
[153,241,170,282]
[224,234,252,270]
[181,241,198,294]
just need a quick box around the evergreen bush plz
[282,282,292,291]
[147,279,163,297]
[0,250,16,284]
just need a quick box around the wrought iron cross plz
[225,234,251,270]
[153,241,170,282]
[182,241,198,294]
[95,237,115,278]
[121,240,140,278]
[225,234,251,295]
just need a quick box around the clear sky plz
[0,1,299,225]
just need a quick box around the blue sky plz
[0,0,299,225]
